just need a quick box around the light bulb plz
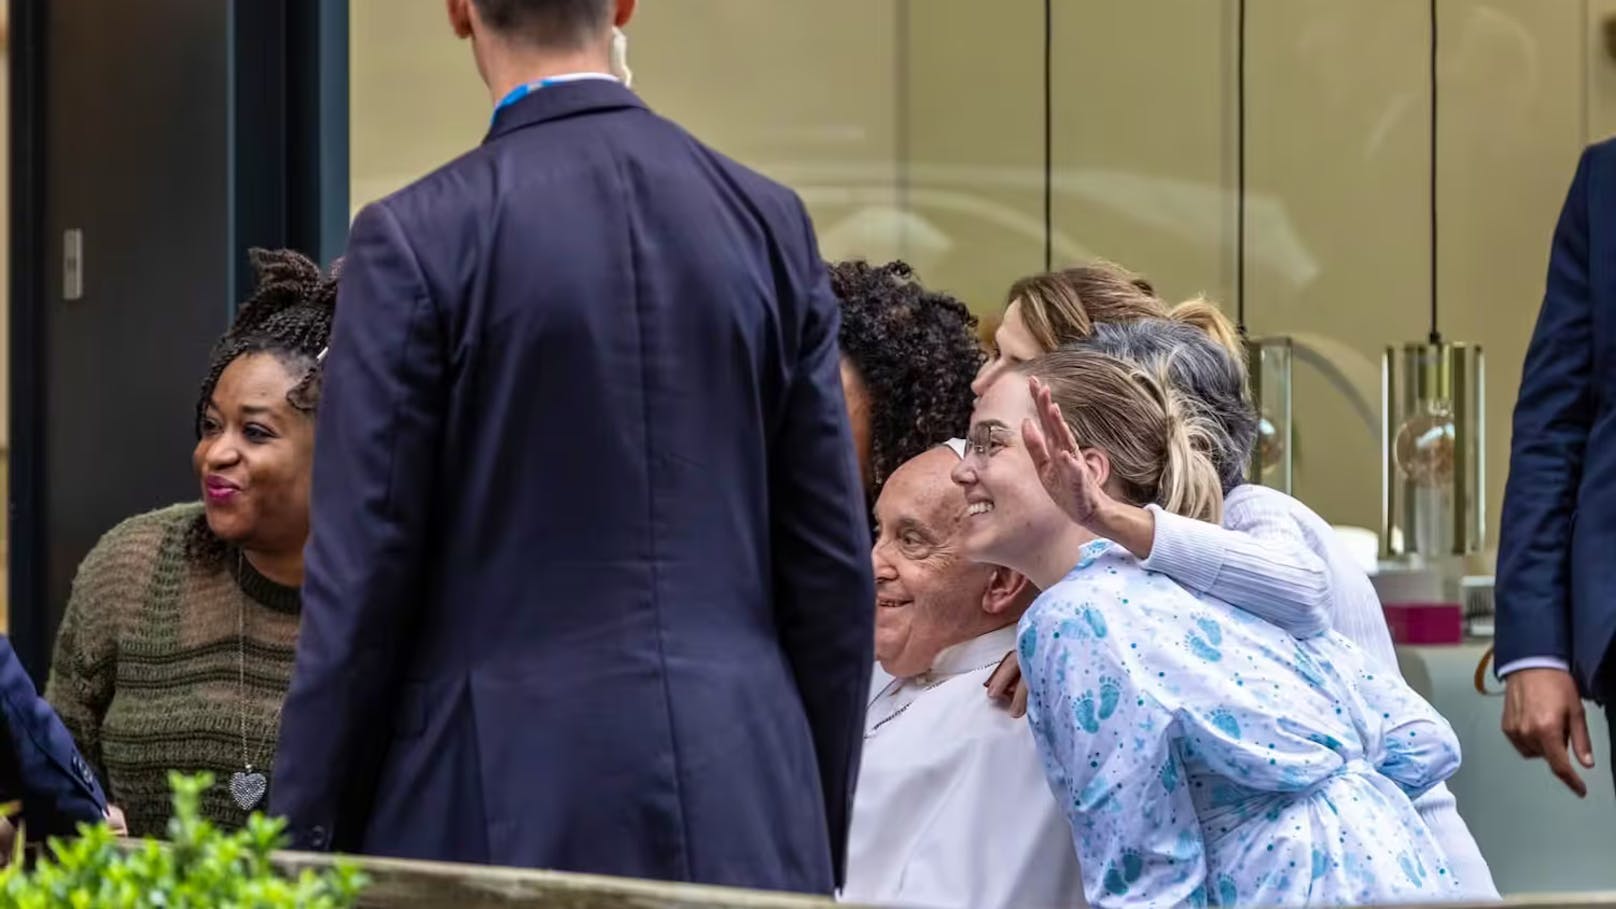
[1393,403,1456,489]
[1256,413,1285,475]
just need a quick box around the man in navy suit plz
[0,636,106,840]
[1499,138,1616,798]
[271,0,873,893]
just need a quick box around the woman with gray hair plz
[987,313,1499,900]
[1081,319,1255,492]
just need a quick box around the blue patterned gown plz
[1019,541,1463,908]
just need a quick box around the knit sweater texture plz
[45,503,300,837]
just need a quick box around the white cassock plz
[843,625,1085,909]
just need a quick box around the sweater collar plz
[228,550,302,614]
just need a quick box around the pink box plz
[1382,602,1464,645]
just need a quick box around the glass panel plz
[348,2,487,217]
[350,0,909,274]
[1051,1,1235,308]
[348,1,1045,324]
[635,1,905,267]
[903,0,1044,317]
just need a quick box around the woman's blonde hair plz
[1168,296,1243,366]
[1005,263,1247,378]
[1006,262,1166,350]
[1023,349,1226,524]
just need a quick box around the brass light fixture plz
[1381,0,1485,558]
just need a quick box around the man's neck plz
[925,622,1020,677]
[484,45,614,106]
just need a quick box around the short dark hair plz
[472,0,613,47]
[830,260,984,494]
[1074,318,1257,493]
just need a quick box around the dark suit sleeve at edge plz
[1495,146,1595,672]
[768,199,876,889]
[0,637,105,835]
[270,200,445,849]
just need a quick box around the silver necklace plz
[231,551,281,811]
[864,660,1002,739]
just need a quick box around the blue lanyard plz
[493,80,557,116]
[492,75,616,122]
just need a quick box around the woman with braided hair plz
[45,248,338,835]
[830,259,983,498]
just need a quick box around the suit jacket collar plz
[483,79,647,145]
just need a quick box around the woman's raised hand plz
[1022,375,1108,528]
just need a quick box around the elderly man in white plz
[843,441,1082,909]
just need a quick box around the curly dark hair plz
[830,260,984,493]
[187,247,340,564]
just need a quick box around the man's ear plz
[446,0,474,39]
[981,566,1033,616]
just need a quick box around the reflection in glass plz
[1247,336,1293,495]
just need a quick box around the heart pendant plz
[229,769,268,811]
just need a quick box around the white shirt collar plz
[537,72,619,84]
[927,624,1019,677]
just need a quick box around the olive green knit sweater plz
[44,503,300,837]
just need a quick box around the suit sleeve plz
[0,637,105,835]
[1495,147,1595,672]
[769,200,875,887]
[270,200,445,850]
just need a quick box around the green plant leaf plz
[0,773,366,908]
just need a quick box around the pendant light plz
[1381,0,1486,558]
[1042,0,1053,271]
[1239,0,1296,493]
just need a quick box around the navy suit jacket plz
[1497,138,1616,695]
[271,80,874,893]
[0,637,105,836]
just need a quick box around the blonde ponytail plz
[1169,297,1243,362]
[1150,374,1226,525]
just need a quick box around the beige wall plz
[349,0,1609,565]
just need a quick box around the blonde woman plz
[955,350,1463,907]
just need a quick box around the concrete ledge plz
[266,851,1616,909]
[272,850,842,909]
